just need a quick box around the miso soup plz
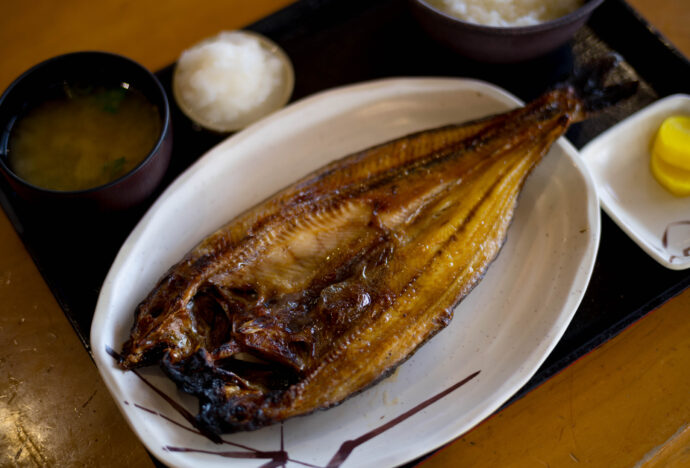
[7,82,161,191]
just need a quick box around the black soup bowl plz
[410,0,605,63]
[0,52,172,211]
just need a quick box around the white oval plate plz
[91,78,599,468]
[580,94,690,270]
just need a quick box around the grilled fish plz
[119,65,635,434]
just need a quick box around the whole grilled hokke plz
[119,63,635,434]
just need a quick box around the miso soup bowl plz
[410,0,605,63]
[0,52,172,211]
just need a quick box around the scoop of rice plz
[175,31,285,130]
[427,0,583,26]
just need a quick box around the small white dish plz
[580,94,690,270]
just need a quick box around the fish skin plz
[119,86,586,433]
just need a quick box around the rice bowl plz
[173,31,294,132]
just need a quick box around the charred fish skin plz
[119,64,636,433]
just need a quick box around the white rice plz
[427,0,583,26]
[174,31,285,130]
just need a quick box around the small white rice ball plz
[174,31,286,131]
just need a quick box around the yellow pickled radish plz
[650,115,690,196]
[652,115,690,169]
[650,150,690,196]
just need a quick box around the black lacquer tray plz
[1,0,688,458]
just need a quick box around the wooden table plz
[0,1,688,466]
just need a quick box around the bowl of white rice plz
[173,30,294,132]
[410,0,605,62]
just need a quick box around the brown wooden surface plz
[627,0,690,55]
[422,286,690,468]
[0,0,687,466]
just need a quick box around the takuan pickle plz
[650,115,690,197]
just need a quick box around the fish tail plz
[561,54,639,113]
